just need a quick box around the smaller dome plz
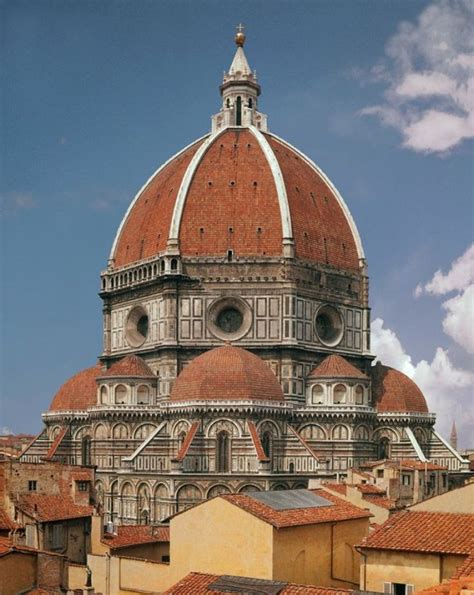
[170,345,284,402]
[309,354,367,380]
[372,363,428,413]
[99,354,155,378]
[49,364,103,412]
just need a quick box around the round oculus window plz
[126,305,149,347]
[207,297,252,341]
[216,307,243,334]
[315,305,344,347]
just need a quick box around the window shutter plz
[406,585,414,595]
[383,583,392,595]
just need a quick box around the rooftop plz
[359,510,474,555]
[309,355,367,380]
[100,354,155,378]
[163,572,353,595]
[220,488,372,529]
[102,524,169,549]
[16,494,93,523]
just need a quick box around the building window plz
[355,385,364,404]
[115,384,127,404]
[51,524,63,549]
[333,384,347,404]
[402,474,411,486]
[77,481,89,492]
[377,469,384,479]
[236,96,242,125]
[261,431,272,459]
[312,384,324,404]
[28,480,37,491]
[161,555,170,563]
[378,437,390,459]
[81,436,91,466]
[216,431,230,472]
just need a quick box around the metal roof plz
[247,489,334,511]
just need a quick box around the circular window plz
[126,305,149,347]
[207,297,252,341]
[315,305,344,347]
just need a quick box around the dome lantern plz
[211,27,268,132]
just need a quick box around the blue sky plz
[1,0,473,446]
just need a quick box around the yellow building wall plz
[0,552,36,595]
[88,553,171,594]
[362,550,466,592]
[68,563,88,590]
[170,497,273,584]
[116,541,169,562]
[272,517,368,589]
[409,483,474,514]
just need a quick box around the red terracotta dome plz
[110,128,363,271]
[170,344,284,402]
[99,354,155,378]
[372,363,429,414]
[309,354,367,379]
[49,364,103,412]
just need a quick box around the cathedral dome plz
[49,364,103,412]
[309,354,367,379]
[99,354,155,378]
[109,37,364,273]
[170,344,284,402]
[372,364,429,414]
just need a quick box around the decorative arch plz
[207,418,241,438]
[292,482,307,489]
[94,424,108,440]
[109,480,119,522]
[332,424,349,440]
[355,384,365,405]
[74,426,92,440]
[133,423,157,440]
[99,385,108,404]
[272,483,289,491]
[207,484,232,498]
[311,384,325,404]
[154,483,169,522]
[121,482,134,497]
[373,427,399,443]
[137,483,151,525]
[176,484,202,512]
[81,435,92,466]
[333,384,347,405]
[50,426,62,440]
[216,431,231,472]
[112,423,129,439]
[115,384,128,404]
[172,419,191,437]
[354,425,370,440]
[121,482,135,520]
[137,384,150,405]
[256,419,281,438]
[414,427,426,444]
[238,484,262,493]
[299,424,326,440]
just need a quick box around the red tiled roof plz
[100,354,155,378]
[16,494,93,522]
[362,494,398,510]
[452,552,474,579]
[71,470,94,482]
[111,129,361,271]
[399,460,447,471]
[44,427,68,460]
[323,483,348,496]
[359,510,473,554]
[163,572,352,595]
[173,421,200,462]
[309,355,367,379]
[170,345,284,402]
[102,525,169,549]
[287,426,320,461]
[372,363,428,413]
[248,421,269,462]
[0,507,19,531]
[221,488,371,529]
[49,363,103,412]
[356,484,386,495]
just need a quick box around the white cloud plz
[0,192,36,215]
[371,317,473,442]
[442,284,474,353]
[419,243,474,296]
[0,427,13,436]
[360,0,474,153]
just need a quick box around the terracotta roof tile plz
[248,421,269,462]
[49,363,103,412]
[0,507,19,531]
[399,460,447,471]
[322,483,347,496]
[362,494,398,510]
[44,427,68,460]
[102,525,169,549]
[163,572,352,594]
[372,363,428,413]
[359,510,473,554]
[173,421,199,462]
[309,355,367,379]
[221,488,371,529]
[452,552,474,579]
[101,354,155,378]
[16,494,93,522]
[170,345,284,402]
[356,484,386,495]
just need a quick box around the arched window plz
[378,437,390,459]
[248,97,253,108]
[261,431,272,459]
[300,425,325,440]
[216,431,230,472]
[332,425,349,440]
[81,436,91,466]
[355,385,364,405]
[176,484,201,512]
[170,258,178,272]
[226,98,230,108]
[236,96,242,126]
[137,385,150,405]
[115,385,127,404]
[333,384,347,404]
[289,462,295,473]
[100,386,108,404]
[312,384,324,404]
